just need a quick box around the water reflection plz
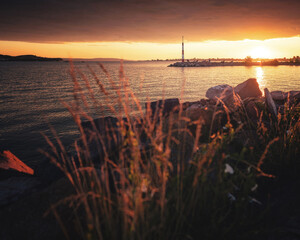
[180,66,185,77]
[255,67,265,93]
[180,66,187,101]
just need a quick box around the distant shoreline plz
[0,54,62,62]
[168,61,300,67]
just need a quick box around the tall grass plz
[44,62,299,240]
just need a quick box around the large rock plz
[81,116,128,161]
[0,151,34,176]
[271,90,300,105]
[244,97,264,122]
[147,98,180,117]
[290,91,300,105]
[245,101,259,120]
[185,103,212,123]
[206,84,242,112]
[206,84,233,100]
[82,116,125,135]
[181,100,205,111]
[234,78,262,100]
[184,103,226,134]
[265,88,278,117]
[271,91,286,101]
[290,91,300,98]
[81,116,148,162]
[206,84,241,112]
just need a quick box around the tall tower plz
[182,36,184,63]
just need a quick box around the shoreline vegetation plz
[0,64,299,239]
[169,56,300,67]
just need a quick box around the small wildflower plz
[227,193,236,201]
[224,163,234,174]
[249,197,262,205]
[251,184,258,192]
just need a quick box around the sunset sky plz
[1,0,300,60]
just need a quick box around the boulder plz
[181,100,203,111]
[209,98,217,105]
[80,116,129,161]
[234,78,262,100]
[81,116,148,162]
[185,103,209,122]
[271,90,300,105]
[245,100,260,121]
[147,98,180,117]
[271,91,300,100]
[243,97,264,121]
[184,103,226,134]
[181,101,192,111]
[289,91,300,104]
[200,98,208,106]
[289,91,300,98]
[271,91,286,101]
[82,116,126,135]
[206,84,233,100]
[205,84,241,112]
[37,118,124,185]
[34,157,64,186]
[264,88,278,117]
[0,151,34,176]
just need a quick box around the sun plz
[250,46,272,59]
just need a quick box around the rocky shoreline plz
[168,61,300,67]
[0,78,299,239]
[1,78,299,205]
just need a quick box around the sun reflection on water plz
[255,67,265,94]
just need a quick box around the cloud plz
[0,0,299,43]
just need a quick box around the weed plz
[44,62,299,240]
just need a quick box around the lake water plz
[0,61,299,166]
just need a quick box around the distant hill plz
[0,54,63,61]
[65,58,131,62]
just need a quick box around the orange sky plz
[1,36,299,60]
[0,0,299,59]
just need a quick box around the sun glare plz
[250,46,272,59]
[1,36,300,60]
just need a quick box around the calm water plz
[0,61,299,166]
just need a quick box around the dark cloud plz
[0,0,299,43]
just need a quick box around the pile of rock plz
[1,78,298,240]
[148,78,263,126]
[1,78,299,207]
[79,78,299,162]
